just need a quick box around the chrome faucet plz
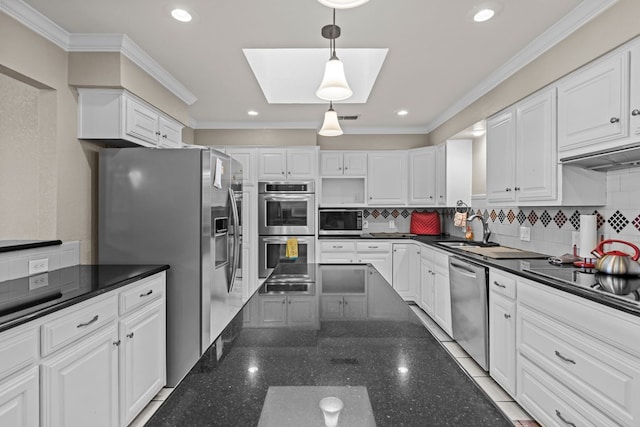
[467,214,492,245]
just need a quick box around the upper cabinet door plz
[516,88,557,202]
[435,144,447,206]
[630,43,640,137]
[320,152,344,176]
[286,148,317,180]
[125,97,159,145]
[409,147,436,205]
[367,152,407,205]
[486,110,516,203]
[158,117,182,148]
[557,52,629,152]
[258,149,287,180]
[342,152,367,176]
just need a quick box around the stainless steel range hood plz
[560,142,640,171]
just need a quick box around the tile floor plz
[409,305,541,427]
[130,308,540,427]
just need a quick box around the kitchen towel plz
[285,237,298,259]
[579,215,597,259]
[214,157,223,189]
[454,212,467,228]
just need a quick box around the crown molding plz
[191,119,428,134]
[0,0,70,49]
[1,0,197,105]
[424,0,620,134]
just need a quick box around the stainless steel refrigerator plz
[98,147,243,386]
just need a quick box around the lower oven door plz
[258,235,316,278]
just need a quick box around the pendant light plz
[319,102,343,136]
[318,0,370,9]
[316,9,353,102]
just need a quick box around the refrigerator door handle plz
[228,187,241,293]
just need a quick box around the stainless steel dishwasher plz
[449,257,489,370]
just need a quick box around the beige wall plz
[318,134,429,150]
[430,0,640,144]
[471,135,486,196]
[1,12,95,262]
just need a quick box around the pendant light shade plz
[318,0,370,9]
[316,57,353,101]
[319,103,343,136]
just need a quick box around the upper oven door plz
[258,193,315,235]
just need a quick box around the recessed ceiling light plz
[248,366,258,373]
[317,0,370,9]
[396,110,409,116]
[398,367,409,374]
[473,8,495,22]
[247,110,259,116]
[171,9,192,22]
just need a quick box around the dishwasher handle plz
[449,261,479,278]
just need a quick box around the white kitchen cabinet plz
[432,250,452,336]
[258,147,317,180]
[318,240,392,284]
[557,51,629,154]
[320,295,367,319]
[119,299,166,426]
[41,324,120,427]
[319,240,357,264]
[419,247,435,317]
[78,88,184,148]
[408,147,437,205]
[435,144,447,206]
[320,151,367,176]
[487,87,606,206]
[392,243,421,301]
[488,270,517,397]
[517,278,640,426]
[367,151,407,205]
[258,295,317,328]
[631,43,640,138]
[225,147,257,186]
[0,366,39,427]
[319,177,366,206]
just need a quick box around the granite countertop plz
[0,264,169,333]
[148,263,512,427]
[0,239,62,253]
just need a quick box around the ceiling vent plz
[338,115,359,121]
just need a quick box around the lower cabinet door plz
[287,296,317,327]
[0,366,39,427]
[41,324,119,427]
[259,296,288,327]
[433,270,452,336]
[320,296,344,319]
[120,300,166,426]
[489,293,516,396]
[343,296,367,319]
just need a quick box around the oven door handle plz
[262,195,312,201]
[262,237,309,243]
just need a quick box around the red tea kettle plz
[591,239,640,276]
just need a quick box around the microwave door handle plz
[228,188,240,293]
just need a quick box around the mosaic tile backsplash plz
[365,167,640,257]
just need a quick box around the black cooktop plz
[524,266,640,303]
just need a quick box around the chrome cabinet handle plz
[162,134,168,138]
[127,332,134,339]
[344,301,348,305]
[338,300,342,305]
[368,246,379,249]
[281,171,285,175]
[140,290,153,297]
[504,313,511,319]
[554,350,576,364]
[428,196,433,199]
[155,131,161,136]
[555,410,576,427]
[338,167,342,170]
[77,315,99,328]
[369,196,372,199]
[113,340,121,347]
[493,281,506,288]
[505,188,512,192]
[288,300,291,304]
[632,109,640,116]
[287,171,291,175]
[344,166,348,170]
[282,300,286,304]
[333,245,343,249]
[514,187,520,191]
[610,117,620,123]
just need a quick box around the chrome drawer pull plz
[555,410,576,427]
[140,290,153,297]
[555,350,576,365]
[127,332,134,339]
[493,281,506,288]
[368,246,379,249]
[113,340,121,347]
[503,313,511,319]
[77,315,99,328]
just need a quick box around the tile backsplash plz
[364,167,640,257]
[0,241,80,282]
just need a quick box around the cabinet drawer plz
[356,242,390,253]
[519,305,639,425]
[489,270,516,299]
[119,273,165,316]
[320,241,356,252]
[41,295,117,356]
[0,325,38,380]
[518,356,618,427]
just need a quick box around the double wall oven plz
[258,181,316,278]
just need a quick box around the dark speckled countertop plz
[0,264,169,333]
[148,263,512,427]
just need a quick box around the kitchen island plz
[147,263,512,426]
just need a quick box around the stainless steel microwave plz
[318,209,363,235]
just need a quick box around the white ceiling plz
[16,0,615,134]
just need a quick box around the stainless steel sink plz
[437,241,478,248]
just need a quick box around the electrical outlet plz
[29,273,49,289]
[29,258,48,275]
[571,231,580,249]
[519,226,531,242]
[362,219,369,229]
[388,219,396,229]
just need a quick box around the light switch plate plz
[362,220,369,229]
[29,258,48,275]
[519,226,531,242]
[388,219,396,229]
